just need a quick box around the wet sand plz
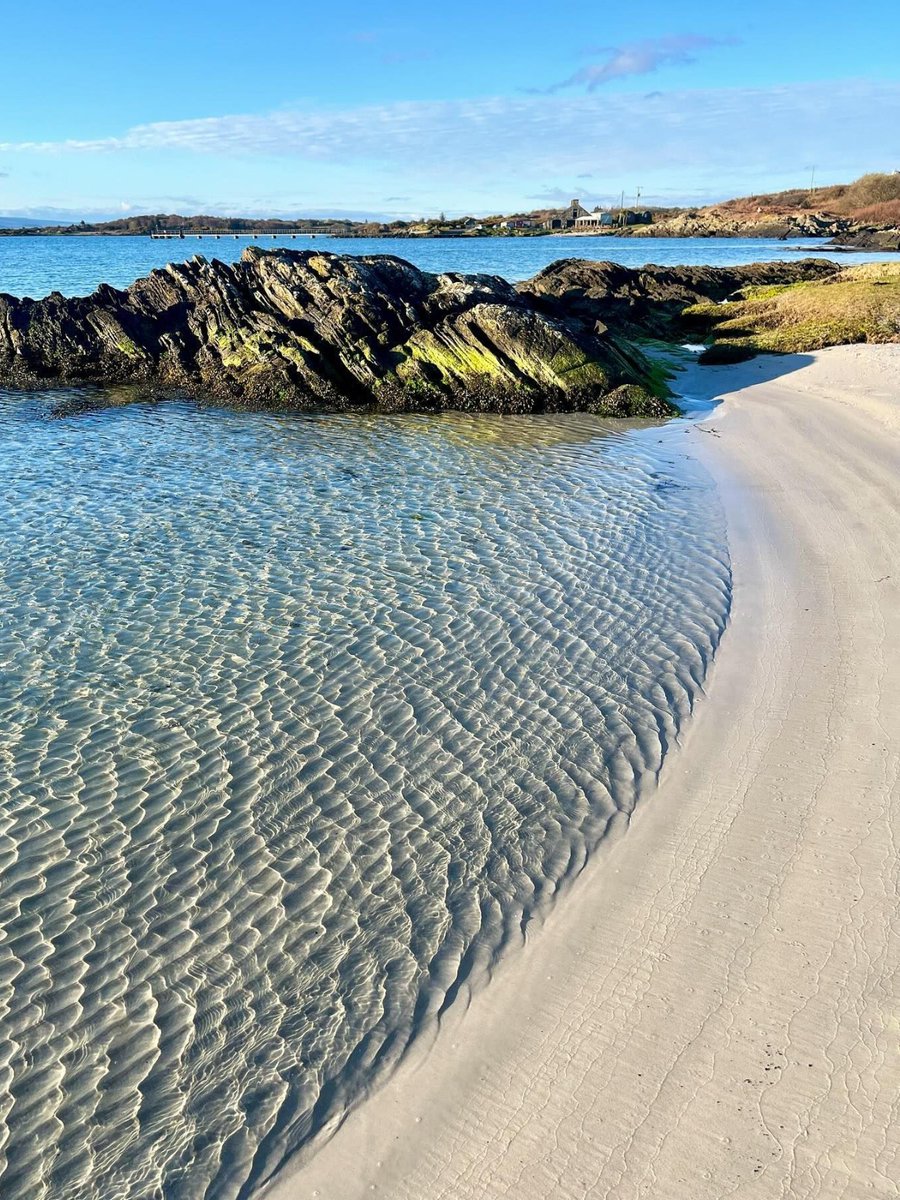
[267,344,900,1200]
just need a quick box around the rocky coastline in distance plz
[1,250,887,415]
[2,211,896,249]
[3,172,899,249]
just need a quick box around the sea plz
[0,231,890,297]
[0,234,874,1198]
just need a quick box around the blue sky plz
[1,0,898,219]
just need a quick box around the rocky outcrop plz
[826,227,900,252]
[0,248,673,416]
[518,258,840,339]
[599,209,861,241]
[0,250,867,415]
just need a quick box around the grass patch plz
[687,269,900,359]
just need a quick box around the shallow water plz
[0,386,730,1198]
[0,231,889,298]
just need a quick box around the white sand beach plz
[266,344,900,1200]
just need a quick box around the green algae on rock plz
[2,247,877,412]
[0,248,673,416]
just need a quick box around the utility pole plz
[809,165,816,193]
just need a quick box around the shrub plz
[851,199,900,225]
[844,172,900,210]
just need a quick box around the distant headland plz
[2,172,899,249]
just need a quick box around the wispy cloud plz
[535,34,737,94]
[0,80,897,211]
[1,79,891,168]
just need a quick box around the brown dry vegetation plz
[852,199,900,224]
[712,173,900,222]
[686,264,900,362]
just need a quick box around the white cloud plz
[0,80,897,211]
[537,35,737,94]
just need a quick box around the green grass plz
[685,267,900,362]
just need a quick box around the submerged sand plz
[0,403,730,1199]
[267,344,900,1200]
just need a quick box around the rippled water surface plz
[0,387,730,1199]
[0,232,889,298]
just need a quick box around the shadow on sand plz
[673,351,819,412]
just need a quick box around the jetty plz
[150,229,334,240]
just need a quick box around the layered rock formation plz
[827,227,900,252]
[518,257,840,339]
[0,248,672,416]
[641,210,857,239]
[566,209,862,241]
[0,250,859,414]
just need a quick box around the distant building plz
[574,207,613,229]
[545,198,590,230]
[542,199,656,231]
[563,198,589,224]
[619,209,653,226]
[500,218,536,230]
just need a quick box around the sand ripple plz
[0,391,729,1198]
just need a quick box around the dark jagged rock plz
[827,227,900,252]
[518,258,841,339]
[0,248,674,416]
[1,251,861,415]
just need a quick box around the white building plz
[574,207,613,229]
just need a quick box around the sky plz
[1,0,898,221]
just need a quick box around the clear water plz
[0,232,889,299]
[0,239,734,1199]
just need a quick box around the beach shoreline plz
[263,344,900,1200]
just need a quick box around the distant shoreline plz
[4,173,899,246]
[0,228,843,241]
[4,229,896,249]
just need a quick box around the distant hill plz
[3,174,899,243]
[710,172,900,223]
[0,213,376,237]
[0,216,59,229]
[602,172,900,245]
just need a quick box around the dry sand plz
[265,345,900,1200]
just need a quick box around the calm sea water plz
[0,239,734,1198]
[0,232,888,298]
